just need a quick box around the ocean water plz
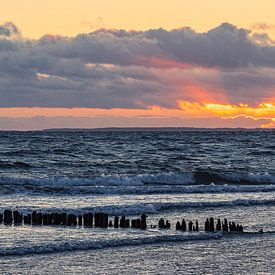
[0,130,274,274]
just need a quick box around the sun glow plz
[178,101,275,128]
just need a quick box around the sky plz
[0,0,275,130]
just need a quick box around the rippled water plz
[0,130,274,274]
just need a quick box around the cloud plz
[0,22,275,109]
[0,22,21,37]
[250,22,275,31]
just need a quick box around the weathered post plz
[205,218,210,232]
[24,214,32,225]
[209,217,214,232]
[222,218,228,232]
[140,214,147,229]
[114,216,119,228]
[13,211,22,225]
[61,213,67,225]
[188,221,193,231]
[216,219,221,231]
[120,216,126,228]
[158,218,165,229]
[195,220,199,231]
[78,215,83,226]
[181,219,186,231]
[31,211,37,225]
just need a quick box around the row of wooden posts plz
[0,210,148,229]
[0,210,244,232]
[174,217,243,232]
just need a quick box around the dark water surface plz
[0,130,274,274]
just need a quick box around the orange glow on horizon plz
[1,101,274,128]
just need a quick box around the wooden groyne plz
[0,209,245,233]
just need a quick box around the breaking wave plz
[0,233,223,256]
[0,171,274,195]
[2,199,274,216]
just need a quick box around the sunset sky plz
[0,0,275,129]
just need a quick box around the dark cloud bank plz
[0,22,274,108]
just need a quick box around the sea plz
[0,129,274,274]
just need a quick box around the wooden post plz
[209,217,214,232]
[78,215,83,226]
[140,214,147,229]
[216,219,221,231]
[195,220,199,231]
[188,221,193,231]
[205,218,210,232]
[181,219,186,231]
[31,211,37,225]
[24,214,31,225]
[114,216,119,228]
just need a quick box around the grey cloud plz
[0,23,275,108]
[0,22,20,37]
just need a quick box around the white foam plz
[3,198,273,216]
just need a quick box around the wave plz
[0,171,274,195]
[1,231,273,256]
[193,170,275,184]
[2,199,274,216]
[60,199,275,215]
[0,161,32,169]
[0,232,223,256]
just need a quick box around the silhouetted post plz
[140,214,147,229]
[181,219,186,231]
[205,218,210,232]
[222,219,228,232]
[13,211,22,225]
[114,216,119,228]
[31,211,37,225]
[47,213,53,225]
[4,210,13,225]
[176,221,181,230]
[131,219,136,228]
[120,216,126,228]
[78,215,83,226]
[94,213,99,227]
[88,213,93,226]
[42,213,48,225]
[83,213,93,226]
[158,218,165,229]
[125,219,130,228]
[188,221,193,231]
[104,213,109,228]
[24,214,31,225]
[209,217,214,232]
[61,213,67,225]
[53,213,61,225]
[36,213,43,225]
[67,214,77,226]
[136,219,141,228]
[109,220,113,227]
[216,219,221,231]
[195,220,199,231]
[231,222,236,232]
